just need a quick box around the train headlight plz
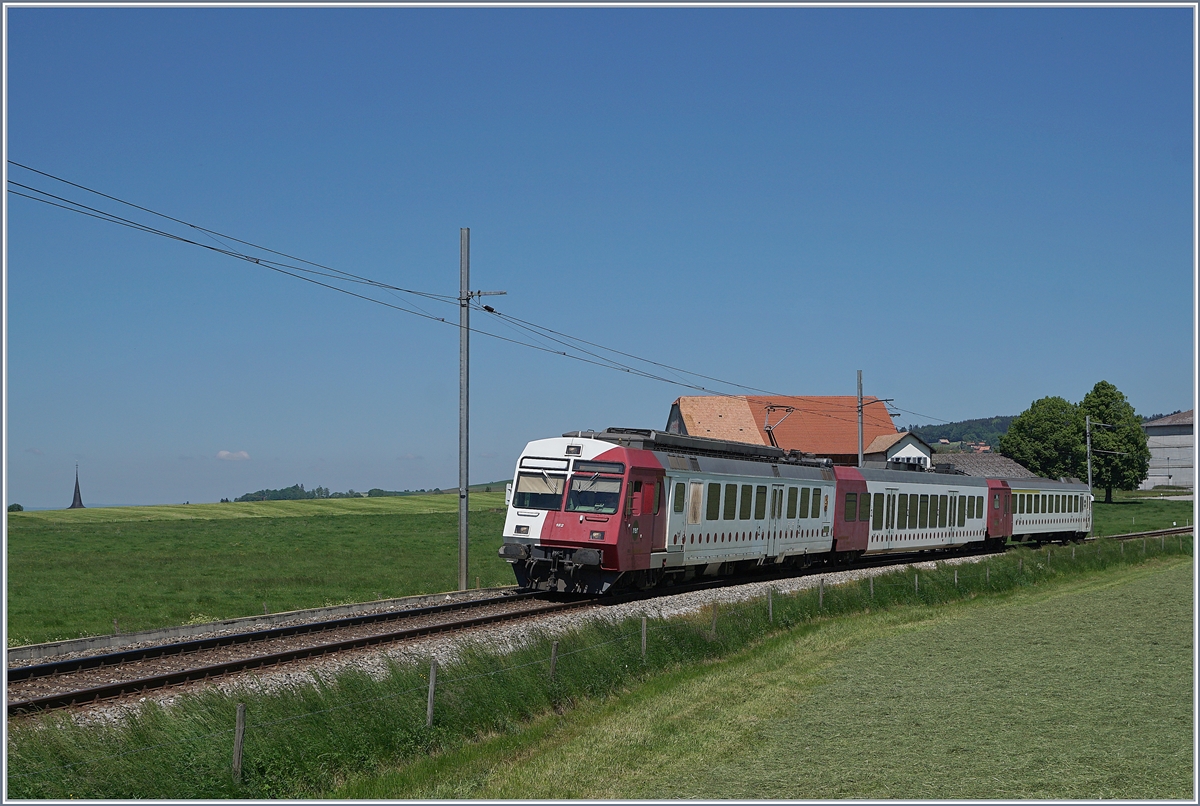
[514,525,529,535]
[589,530,605,541]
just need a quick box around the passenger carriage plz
[1004,477,1091,544]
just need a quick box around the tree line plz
[232,484,442,502]
[998,380,1151,503]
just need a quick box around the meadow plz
[7,537,1192,799]
[1091,491,1192,536]
[6,494,511,646]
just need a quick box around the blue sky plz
[5,6,1194,508]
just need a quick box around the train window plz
[966,495,974,519]
[975,496,982,517]
[859,493,870,522]
[897,494,908,529]
[687,482,703,525]
[993,494,999,510]
[844,493,858,522]
[798,488,810,519]
[754,486,767,520]
[654,482,662,515]
[740,485,753,520]
[1074,495,1080,512]
[1057,495,1063,513]
[928,495,938,528]
[811,488,823,519]
[958,495,967,527]
[673,482,685,513]
[513,473,566,510]
[872,493,884,530]
[786,487,798,519]
[885,494,895,529]
[918,495,929,529]
[939,495,948,528]
[724,484,738,520]
[567,475,623,514]
[908,496,919,529]
[706,483,721,521]
[626,481,639,515]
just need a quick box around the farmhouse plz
[665,395,927,467]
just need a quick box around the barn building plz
[665,395,931,468]
[1140,410,1193,490]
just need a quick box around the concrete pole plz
[857,370,864,468]
[459,228,470,592]
[1086,414,1093,495]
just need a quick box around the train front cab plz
[499,438,666,594]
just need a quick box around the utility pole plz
[458,229,506,591]
[857,370,863,468]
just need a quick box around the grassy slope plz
[340,557,1194,800]
[6,494,512,646]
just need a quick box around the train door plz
[767,484,785,558]
[625,470,661,571]
[885,488,898,551]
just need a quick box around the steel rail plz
[8,591,540,684]
[8,598,591,715]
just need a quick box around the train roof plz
[563,428,833,468]
[999,477,1090,491]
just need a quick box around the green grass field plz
[1091,493,1192,537]
[6,494,513,646]
[339,556,1193,799]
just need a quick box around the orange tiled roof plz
[672,395,897,456]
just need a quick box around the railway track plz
[8,527,1189,716]
[6,593,595,716]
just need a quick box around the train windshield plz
[565,474,623,514]
[512,472,566,510]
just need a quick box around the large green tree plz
[1079,380,1150,503]
[999,396,1086,480]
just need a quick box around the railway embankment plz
[7,534,1192,800]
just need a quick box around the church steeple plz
[68,464,85,509]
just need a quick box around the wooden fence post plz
[113,619,119,636]
[550,640,559,680]
[426,659,437,728]
[232,702,246,782]
[641,617,647,659]
[914,574,919,594]
[818,578,824,609]
[869,576,874,599]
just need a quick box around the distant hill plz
[909,416,1014,449]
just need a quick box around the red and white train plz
[498,429,1092,594]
